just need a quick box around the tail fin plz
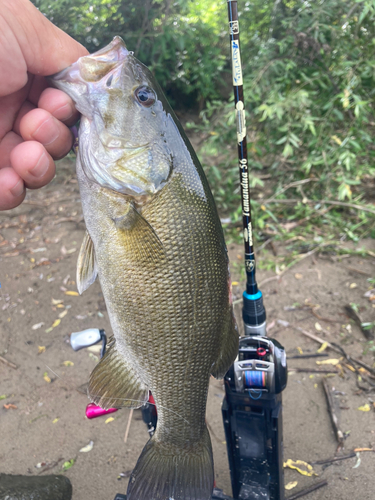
[127,426,214,500]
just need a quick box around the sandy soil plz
[0,158,374,500]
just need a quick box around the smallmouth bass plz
[51,37,238,500]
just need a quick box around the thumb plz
[0,0,89,96]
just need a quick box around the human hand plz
[0,0,88,210]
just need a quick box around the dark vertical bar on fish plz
[227,1,266,334]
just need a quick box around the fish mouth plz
[50,36,129,86]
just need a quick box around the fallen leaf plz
[316,358,340,366]
[52,298,64,305]
[52,418,59,424]
[89,353,99,362]
[297,346,303,354]
[38,346,46,354]
[79,441,94,453]
[65,291,79,296]
[88,345,102,353]
[353,452,361,469]
[283,459,317,477]
[315,322,322,332]
[62,361,74,367]
[32,322,44,330]
[0,395,7,401]
[295,273,303,280]
[232,281,239,286]
[349,283,357,289]
[285,481,298,490]
[52,319,61,328]
[43,372,51,383]
[105,417,115,424]
[358,404,371,412]
[62,459,75,471]
[57,304,64,308]
[58,310,68,319]
[317,342,328,353]
[4,403,17,410]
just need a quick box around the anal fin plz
[77,230,98,294]
[88,339,149,410]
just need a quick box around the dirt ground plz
[0,158,374,500]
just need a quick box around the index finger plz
[0,0,89,96]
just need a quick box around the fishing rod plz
[227,0,266,337]
[221,3,287,500]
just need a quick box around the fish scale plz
[51,36,238,500]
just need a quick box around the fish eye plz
[106,75,114,87]
[134,86,156,108]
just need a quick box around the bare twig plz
[312,452,356,465]
[124,409,134,443]
[286,480,328,500]
[265,179,317,203]
[289,368,337,374]
[322,378,345,447]
[343,304,374,340]
[258,243,328,288]
[262,197,375,215]
[277,320,375,376]
[0,355,17,369]
[287,353,329,359]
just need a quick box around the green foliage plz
[195,0,375,244]
[33,0,229,104]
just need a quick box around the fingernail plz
[29,152,50,178]
[54,103,74,121]
[10,179,25,197]
[31,118,60,145]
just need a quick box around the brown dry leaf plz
[295,273,303,280]
[3,403,17,410]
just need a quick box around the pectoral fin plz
[88,339,149,410]
[114,204,165,264]
[77,231,98,294]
